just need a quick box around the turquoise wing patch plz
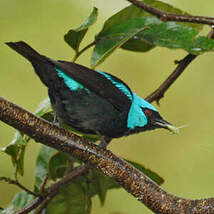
[55,66,89,92]
[96,70,133,101]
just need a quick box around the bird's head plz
[141,108,178,134]
[127,93,178,134]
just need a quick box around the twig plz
[1,97,214,213]
[86,177,92,214]
[146,29,214,104]
[45,164,88,196]
[145,53,196,104]
[0,177,39,197]
[73,41,96,62]
[34,191,57,214]
[39,173,49,193]
[16,197,43,214]
[126,0,214,26]
[16,165,88,214]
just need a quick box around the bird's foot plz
[53,115,60,127]
[99,136,112,149]
[95,131,112,149]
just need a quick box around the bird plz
[6,41,178,147]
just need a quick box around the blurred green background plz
[1,0,214,213]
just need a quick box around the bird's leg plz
[100,137,112,149]
[95,131,112,149]
[53,114,60,127]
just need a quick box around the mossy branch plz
[1,97,214,213]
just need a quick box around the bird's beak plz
[152,119,179,134]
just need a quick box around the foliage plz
[1,100,164,213]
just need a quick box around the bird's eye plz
[144,109,152,117]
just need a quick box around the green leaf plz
[64,7,98,52]
[34,145,57,192]
[126,160,164,185]
[0,97,52,178]
[48,152,70,180]
[91,0,209,67]
[0,206,15,214]
[40,111,54,122]
[0,192,34,214]
[0,98,52,177]
[0,130,27,176]
[34,97,51,117]
[46,178,89,214]
[12,192,34,209]
[91,19,149,67]
[89,169,120,206]
[121,38,155,52]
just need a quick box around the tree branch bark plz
[145,53,196,104]
[126,0,214,26]
[1,97,214,214]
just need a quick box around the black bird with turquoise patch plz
[6,41,178,146]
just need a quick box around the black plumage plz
[6,41,178,145]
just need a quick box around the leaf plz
[0,130,27,176]
[121,38,155,52]
[91,19,150,67]
[48,152,70,180]
[89,169,120,206]
[91,0,211,67]
[46,178,89,214]
[34,97,51,117]
[0,98,51,177]
[41,111,54,122]
[104,0,202,33]
[0,206,15,214]
[0,192,34,214]
[64,7,98,53]
[126,160,164,185]
[34,145,57,192]
[12,191,34,209]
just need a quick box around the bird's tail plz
[6,41,57,87]
[6,41,46,62]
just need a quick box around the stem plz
[145,53,196,104]
[16,197,43,214]
[40,173,49,193]
[34,191,57,214]
[73,41,96,62]
[86,176,92,214]
[126,0,214,25]
[1,177,39,197]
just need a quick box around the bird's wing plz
[51,60,133,112]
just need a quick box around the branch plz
[15,197,43,214]
[146,29,214,104]
[0,177,39,197]
[124,1,214,104]
[126,0,214,25]
[145,53,196,104]
[16,165,89,214]
[1,97,214,213]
